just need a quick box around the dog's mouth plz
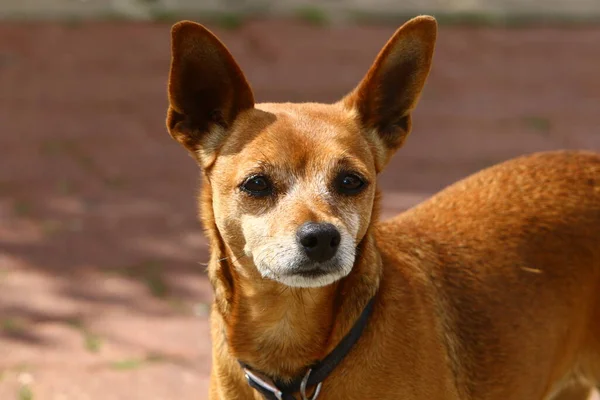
[270,259,352,288]
[262,259,352,288]
[294,266,332,278]
[285,260,343,278]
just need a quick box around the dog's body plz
[165,16,600,400]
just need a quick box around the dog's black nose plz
[297,222,341,263]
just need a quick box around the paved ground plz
[1,19,599,400]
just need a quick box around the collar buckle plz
[243,367,284,400]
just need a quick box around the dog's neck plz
[210,230,381,381]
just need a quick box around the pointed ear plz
[343,16,437,170]
[166,21,254,163]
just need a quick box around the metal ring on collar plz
[300,369,322,400]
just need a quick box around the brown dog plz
[165,15,600,400]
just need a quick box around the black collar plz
[239,296,376,400]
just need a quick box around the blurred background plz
[1,0,599,399]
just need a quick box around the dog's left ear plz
[343,16,437,170]
[166,21,254,164]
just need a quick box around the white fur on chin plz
[265,264,353,288]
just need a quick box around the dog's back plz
[378,150,600,399]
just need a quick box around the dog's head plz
[166,17,437,288]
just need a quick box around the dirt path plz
[1,19,599,399]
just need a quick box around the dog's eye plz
[241,175,272,197]
[336,173,366,195]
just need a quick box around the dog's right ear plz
[166,21,254,164]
